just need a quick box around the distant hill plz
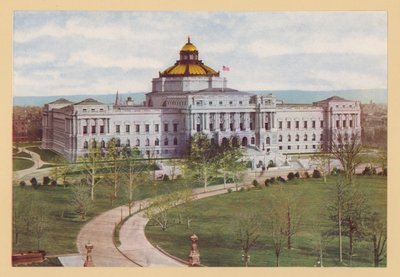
[13,89,386,107]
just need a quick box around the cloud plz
[13,53,56,66]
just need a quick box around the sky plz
[13,11,387,97]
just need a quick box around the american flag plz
[222,65,230,71]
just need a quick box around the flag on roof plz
[222,65,230,71]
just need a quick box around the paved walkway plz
[13,147,51,182]
[76,183,240,267]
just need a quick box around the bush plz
[252,179,260,188]
[267,160,276,168]
[277,176,286,183]
[287,172,295,181]
[163,174,170,181]
[312,169,322,178]
[304,172,310,178]
[270,177,276,184]
[239,187,245,192]
[30,177,39,189]
[295,172,300,179]
[227,188,232,193]
[331,167,341,176]
[43,176,50,186]
[19,181,26,187]
[176,174,182,180]
[264,179,269,187]
[383,168,387,176]
[51,180,57,186]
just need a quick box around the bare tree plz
[70,182,92,220]
[311,221,330,267]
[145,193,175,231]
[105,138,122,198]
[31,205,48,249]
[267,210,286,267]
[362,212,387,267]
[311,147,332,183]
[330,132,362,184]
[233,212,261,267]
[77,140,104,201]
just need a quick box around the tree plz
[77,140,104,201]
[172,185,194,229]
[330,132,362,184]
[362,212,387,267]
[105,138,122,198]
[145,193,175,231]
[31,204,48,249]
[311,147,332,183]
[70,182,92,220]
[217,141,246,189]
[266,206,286,267]
[121,146,149,215]
[51,155,72,186]
[185,133,219,192]
[233,212,261,267]
[312,221,330,267]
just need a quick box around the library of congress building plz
[42,38,361,163]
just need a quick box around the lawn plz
[12,177,198,255]
[145,175,387,267]
[13,158,34,171]
[14,151,32,159]
[26,146,61,163]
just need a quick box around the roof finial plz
[188,35,190,44]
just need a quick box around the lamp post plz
[188,234,200,266]
[83,241,95,267]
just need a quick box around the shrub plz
[176,174,182,180]
[252,179,260,188]
[312,169,321,178]
[239,187,245,192]
[267,160,276,168]
[383,168,387,176]
[295,172,300,179]
[362,166,372,176]
[30,177,39,188]
[287,172,295,181]
[19,181,26,187]
[277,176,286,183]
[163,174,170,181]
[270,177,276,184]
[227,188,232,193]
[43,176,50,186]
[304,171,310,178]
[264,179,269,187]
[51,180,57,186]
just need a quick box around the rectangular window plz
[240,123,244,131]
[312,121,316,128]
[250,122,254,130]
[164,123,168,132]
[320,120,324,128]
[279,121,282,129]
[220,123,224,131]
[196,124,201,132]
[279,146,283,150]
[116,125,120,133]
[287,121,291,129]
[173,123,178,132]
[296,121,299,129]
[146,124,150,133]
[304,121,308,129]
[219,101,223,105]
[239,101,242,105]
[210,123,214,131]
[100,125,104,134]
[350,120,353,128]
[230,123,234,131]
[126,125,130,133]
[91,126,96,134]
[336,120,340,128]
[155,124,159,132]
[83,126,88,134]
[288,146,291,150]
[136,124,140,133]
[265,123,269,130]
[343,120,346,128]
[209,101,213,105]
[83,109,87,112]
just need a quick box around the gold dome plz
[160,36,219,78]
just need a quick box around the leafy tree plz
[311,148,332,183]
[70,182,92,220]
[362,212,387,267]
[105,138,122,198]
[330,132,362,184]
[31,204,49,249]
[185,133,219,192]
[172,185,194,229]
[77,140,104,201]
[51,155,72,186]
[145,193,176,231]
[217,140,246,189]
[233,212,261,267]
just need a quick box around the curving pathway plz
[76,183,241,267]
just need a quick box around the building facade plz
[42,38,361,162]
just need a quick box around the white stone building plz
[42,38,361,163]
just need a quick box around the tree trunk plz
[319,247,323,267]
[338,207,343,262]
[276,254,279,267]
[373,235,378,267]
[187,218,191,229]
[243,250,249,267]
[203,168,208,192]
[287,206,292,250]
[223,172,227,189]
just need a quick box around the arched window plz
[278,135,282,142]
[173,137,178,145]
[155,138,159,146]
[251,137,255,144]
[146,138,150,146]
[83,141,88,149]
[266,137,270,145]
[304,134,308,141]
[136,139,140,147]
[288,135,291,142]
[164,138,169,146]
[101,140,105,148]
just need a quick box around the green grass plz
[145,175,387,267]
[14,151,32,159]
[13,158,34,171]
[12,177,197,255]
[39,164,57,169]
[26,147,61,163]
[14,141,41,148]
